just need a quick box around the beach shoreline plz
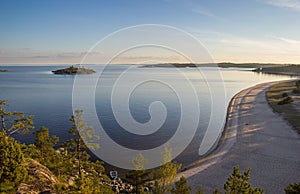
[178,80,300,193]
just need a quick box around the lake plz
[0,65,294,168]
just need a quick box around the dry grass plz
[266,80,300,133]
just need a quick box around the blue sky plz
[1,0,300,64]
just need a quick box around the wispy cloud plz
[272,36,300,44]
[187,28,300,63]
[191,6,227,22]
[192,7,216,18]
[258,0,300,11]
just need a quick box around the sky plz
[1,0,300,64]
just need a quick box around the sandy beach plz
[178,81,300,193]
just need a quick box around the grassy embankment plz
[266,80,300,133]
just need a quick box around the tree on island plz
[0,99,34,136]
[293,80,300,94]
[52,65,95,74]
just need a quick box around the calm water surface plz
[0,65,294,166]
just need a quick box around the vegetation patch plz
[52,65,96,75]
[253,64,300,76]
[0,69,9,72]
[266,80,300,133]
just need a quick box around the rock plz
[68,177,75,186]
[17,158,58,194]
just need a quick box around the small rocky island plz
[52,65,96,75]
[0,69,9,72]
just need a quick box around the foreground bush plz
[285,182,300,194]
[0,131,28,192]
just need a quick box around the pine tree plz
[0,131,28,192]
[125,154,151,193]
[34,126,59,163]
[213,189,222,194]
[195,186,205,194]
[224,166,264,194]
[171,176,191,194]
[0,100,34,136]
[154,145,182,194]
[62,110,113,193]
[67,109,100,176]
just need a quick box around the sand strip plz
[178,81,300,193]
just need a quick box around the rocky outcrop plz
[17,158,58,194]
[15,158,148,194]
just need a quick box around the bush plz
[292,88,300,94]
[282,92,289,97]
[278,96,294,105]
[171,176,191,194]
[0,132,28,192]
[285,182,300,194]
[296,80,300,88]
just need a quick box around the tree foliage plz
[0,131,28,192]
[58,110,112,193]
[171,176,191,194]
[195,186,205,194]
[154,145,182,194]
[223,166,264,194]
[66,109,100,175]
[62,159,112,193]
[285,182,300,194]
[125,154,152,194]
[34,126,59,163]
[0,100,34,136]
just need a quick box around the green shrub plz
[292,88,300,94]
[285,182,300,194]
[282,92,289,97]
[278,96,294,105]
[0,132,28,192]
[295,80,300,87]
[171,176,191,194]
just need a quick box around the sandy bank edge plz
[177,80,300,193]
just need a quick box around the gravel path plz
[178,82,300,193]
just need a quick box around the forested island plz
[52,65,96,75]
[0,69,9,72]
